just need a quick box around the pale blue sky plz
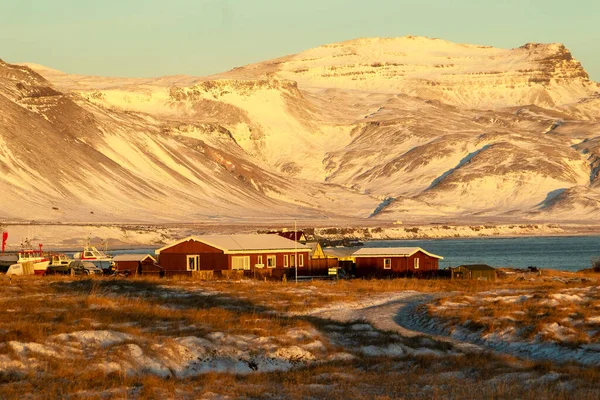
[1,0,598,80]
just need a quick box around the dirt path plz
[308,292,600,365]
[308,292,485,354]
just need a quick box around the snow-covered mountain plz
[3,36,600,223]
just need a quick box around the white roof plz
[322,247,357,259]
[352,247,443,259]
[113,254,156,262]
[155,234,310,255]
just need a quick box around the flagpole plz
[294,220,297,284]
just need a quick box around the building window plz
[384,258,391,269]
[414,258,420,269]
[232,256,250,270]
[187,255,199,271]
[299,254,304,267]
[284,255,289,268]
[258,255,263,265]
[290,254,296,268]
[267,255,276,268]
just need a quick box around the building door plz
[232,256,250,270]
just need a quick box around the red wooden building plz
[352,247,443,277]
[155,234,311,277]
[113,254,162,277]
[305,242,338,276]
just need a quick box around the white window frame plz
[290,254,296,268]
[267,255,276,268]
[284,255,289,268]
[383,258,392,269]
[232,256,250,270]
[414,258,420,269]
[187,255,199,271]
[299,254,304,267]
[255,255,264,268]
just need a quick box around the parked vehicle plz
[47,260,103,275]
[73,246,115,274]
[69,260,103,275]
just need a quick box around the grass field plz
[0,271,599,399]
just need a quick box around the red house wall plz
[157,239,311,277]
[354,251,439,277]
[158,239,227,275]
[115,260,139,275]
[306,257,339,276]
[226,251,311,272]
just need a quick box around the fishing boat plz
[48,253,71,267]
[17,248,50,275]
[46,253,73,275]
[73,246,115,273]
[1,235,49,275]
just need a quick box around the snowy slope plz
[217,37,599,111]
[6,36,600,223]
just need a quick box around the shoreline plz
[0,222,599,250]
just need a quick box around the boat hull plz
[33,260,50,275]
[0,254,18,268]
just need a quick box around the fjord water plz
[110,235,600,272]
[366,236,600,271]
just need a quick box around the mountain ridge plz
[3,36,600,224]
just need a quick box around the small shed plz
[323,247,357,275]
[305,242,338,276]
[114,254,162,277]
[452,264,496,281]
[155,234,311,278]
[352,247,443,278]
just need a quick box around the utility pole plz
[294,220,298,284]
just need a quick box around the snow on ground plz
[1,327,338,378]
[1,275,600,398]
[425,285,600,365]
[53,330,133,348]
[302,290,484,357]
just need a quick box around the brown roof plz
[456,264,495,271]
[352,247,443,259]
[113,254,156,262]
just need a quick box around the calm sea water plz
[105,236,600,272]
[365,236,600,272]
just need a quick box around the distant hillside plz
[4,36,600,223]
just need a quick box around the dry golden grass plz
[427,271,600,346]
[0,272,599,399]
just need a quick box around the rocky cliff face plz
[4,36,600,223]
[219,37,599,111]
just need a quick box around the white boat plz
[17,249,50,275]
[6,262,35,276]
[73,246,115,273]
[1,236,49,275]
[48,253,71,267]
